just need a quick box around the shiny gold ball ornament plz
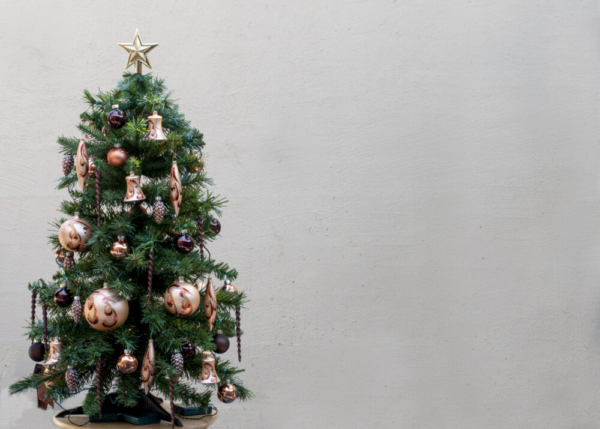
[58,213,92,253]
[107,143,128,167]
[124,171,146,202]
[218,382,238,404]
[110,236,130,259]
[164,277,201,317]
[84,284,129,331]
[220,279,238,295]
[118,28,158,74]
[117,349,138,374]
[147,111,167,141]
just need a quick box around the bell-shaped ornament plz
[45,338,63,366]
[75,139,89,192]
[124,171,146,202]
[169,161,182,215]
[147,111,167,141]
[200,350,220,384]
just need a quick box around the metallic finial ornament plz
[118,29,158,74]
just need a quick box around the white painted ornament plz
[84,284,129,331]
[45,338,62,366]
[169,161,182,216]
[75,139,88,192]
[164,277,200,317]
[200,351,220,384]
[58,213,92,253]
[142,339,156,394]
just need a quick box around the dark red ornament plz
[210,218,221,235]
[175,230,194,254]
[214,333,230,354]
[29,342,45,362]
[181,342,196,361]
[54,287,73,308]
[107,105,126,129]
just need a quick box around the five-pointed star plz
[118,29,158,73]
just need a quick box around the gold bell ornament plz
[110,236,130,259]
[45,338,63,366]
[142,339,156,394]
[200,350,220,384]
[147,111,167,141]
[164,277,201,317]
[169,161,182,216]
[124,171,146,202]
[203,278,217,331]
[84,283,129,331]
[75,139,88,192]
[58,213,92,253]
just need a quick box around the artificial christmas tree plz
[10,29,251,428]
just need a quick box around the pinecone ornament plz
[171,351,184,381]
[64,252,74,270]
[62,154,74,176]
[66,366,78,393]
[72,296,83,323]
[153,197,166,224]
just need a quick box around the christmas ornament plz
[142,339,155,394]
[95,362,102,420]
[107,143,128,167]
[210,218,221,235]
[164,277,200,317]
[29,342,45,362]
[236,306,242,362]
[72,296,83,323]
[107,104,126,129]
[220,279,238,295]
[169,161,182,216]
[218,382,238,404]
[45,338,62,366]
[171,351,184,381]
[95,163,102,228]
[203,278,217,331]
[147,111,167,141]
[175,230,194,254]
[140,201,153,217]
[117,349,138,374]
[200,351,219,384]
[44,366,56,388]
[63,252,74,270]
[118,28,158,74]
[124,171,146,202]
[153,197,166,224]
[214,332,230,354]
[66,366,78,393]
[110,236,130,259]
[58,213,92,253]
[197,212,205,259]
[54,286,73,308]
[182,342,196,361]
[102,127,109,137]
[88,156,97,178]
[191,148,204,173]
[147,248,154,310]
[62,153,74,176]
[75,139,88,192]
[84,285,129,331]
[54,247,66,266]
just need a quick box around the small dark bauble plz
[214,333,230,354]
[54,287,73,307]
[107,105,126,129]
[29,342,45,362]
[182,342,196,361]
[210,218,221,235]
[175,231,194,254]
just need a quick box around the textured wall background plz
[0,1,599,428]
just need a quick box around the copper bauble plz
[164,277,200,317]
[110,236,130,259]
[84,285,129,331]
[175,230,194,254]
[218,382,238,403]
[220,280,238,295]
[29,342,45,362]
[147,111,167,141]
[210,218,221,235]
[107,105,126,129]
[58,213,92,253]
[182,342,196,361]
[54,286,73,308]
[124,171,146,202]
[117,349,138,374]
[107,144,128,167]
[214,332,230,354]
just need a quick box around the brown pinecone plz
[66,366,78,393]
[171,351,184,381]
[72,296,83,323]
[153,197,166,224]
[64,252,74,270]
[62,154,74,176]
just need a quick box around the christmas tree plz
[10,30,251,427]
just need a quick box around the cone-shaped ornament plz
[75,139,88,192]
[169,161,182,215]
[204,278,217,332]
[124,171,146,202]
[142,339,155,394]
[147,111,167,141]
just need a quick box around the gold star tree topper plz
[118,29,158,74]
